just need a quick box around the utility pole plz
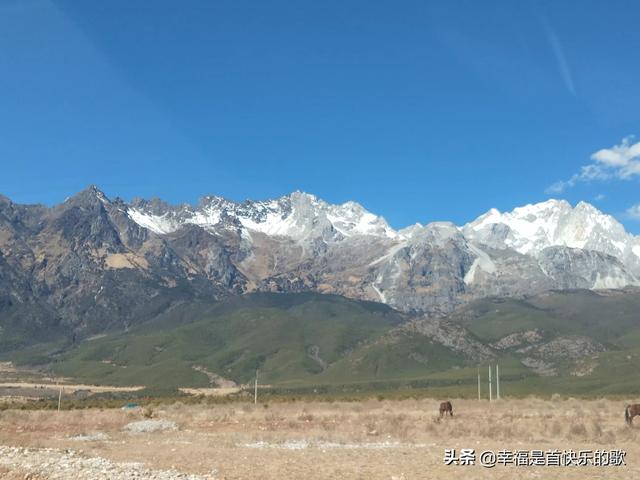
[477,366,481,401]
[496,364,500,400]
[57,383,63,412]
[488,365,492,402]
[254,369,258,405]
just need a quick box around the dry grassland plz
[0,397,639,479]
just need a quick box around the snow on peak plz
[127,209,176,234]
[327,201,397,239]
[232,192,397,239]
[464,199,633,259]
[127,191,398,240]
[398,223,423,239]
[126,191,640,268]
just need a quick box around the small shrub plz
[298,412,314,422]
[568,422,588,438]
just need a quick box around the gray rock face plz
[1,187,639,344]
[371,223,475,315]
[399,316,495,362]
[537,247,636,289]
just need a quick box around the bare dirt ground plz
[0,382,143,405]
[179,387,241,397]
[0,363,142,400]
[0,397,639,479]
[0,382,142,393]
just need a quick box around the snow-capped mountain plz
[462,199,640,283]
[1,186,639,329]
[128,194,640,264]
[464,199,639,258]
[121,191,640,314]
[128,191,398,241]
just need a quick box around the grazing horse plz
[439,401,453,418]
[625,404,640,425]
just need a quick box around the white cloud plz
[626,204,640,221]
[545,181,568,194]
[591,137,640,177]
[546,136,640,193]
[594,194,606,201]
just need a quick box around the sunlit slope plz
[53,293,406,388]
[22,289,640,395]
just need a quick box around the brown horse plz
[439,401,453,418]
[625,404,640,425]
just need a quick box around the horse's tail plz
[625,405,631,425]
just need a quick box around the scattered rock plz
[0,445,212,479]
[123,420,178,433]
[491,329,543,350]
[520,357,557,376]
[68,432,109,442]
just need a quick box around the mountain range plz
[4,186,640,394]
[1,185,639,347]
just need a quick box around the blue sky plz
[1,0,639,232]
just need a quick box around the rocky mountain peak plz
[124,190,397,241]
[463,199,635,258]
[63,185,110,209]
